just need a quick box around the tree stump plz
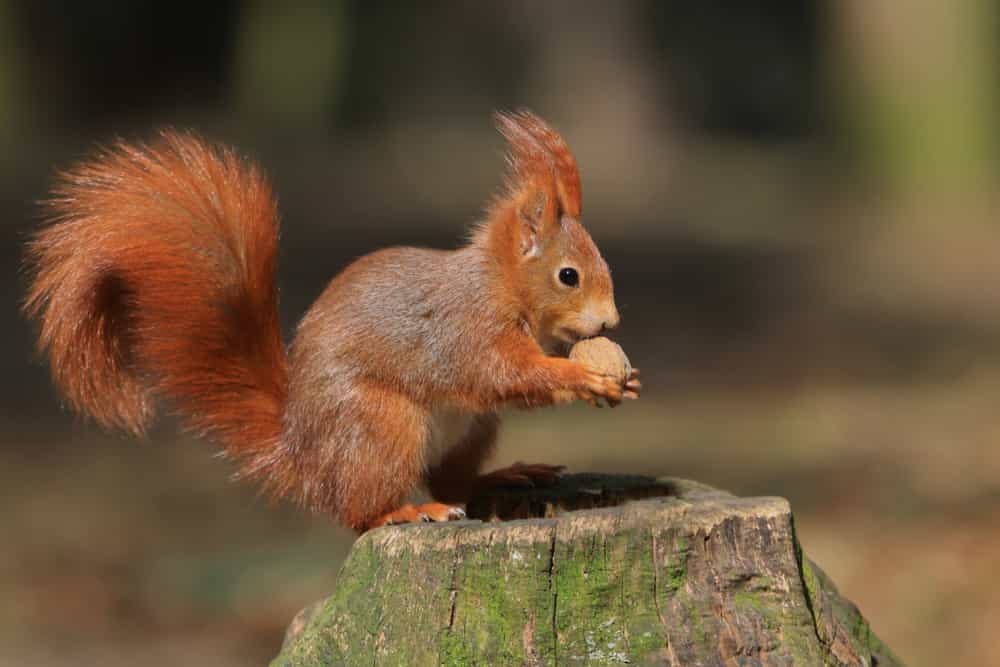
[272,476,902,666]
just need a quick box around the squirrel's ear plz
[517,190,553,257]
[493,110,577,257]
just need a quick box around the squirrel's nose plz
[601,311,620,332]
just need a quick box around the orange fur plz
[23,132,291,494]
[24,113,638,533]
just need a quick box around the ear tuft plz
[495,110,582,219]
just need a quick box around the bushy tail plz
[24,131,293,495]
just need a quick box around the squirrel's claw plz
[624,381,641,400]
[623,368,642,400]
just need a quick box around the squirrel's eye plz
[558,267,579,287]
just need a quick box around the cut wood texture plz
[272,475,902,666]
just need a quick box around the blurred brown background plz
[3,1,999,665]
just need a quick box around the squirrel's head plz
[484,111,619,355]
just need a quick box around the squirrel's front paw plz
[577,365,625,408]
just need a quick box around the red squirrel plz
[24,111,641,532]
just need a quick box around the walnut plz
[569,337,632,383]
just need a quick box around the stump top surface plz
[367,475,790,556]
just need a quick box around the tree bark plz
[272,476,902,666]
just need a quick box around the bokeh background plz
[2,1,998,665]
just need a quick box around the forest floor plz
[2,370,998,666]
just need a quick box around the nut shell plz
[568,337,632,383]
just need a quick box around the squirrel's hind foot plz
[479,462,566,489]
[370,502,466,529]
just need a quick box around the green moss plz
[801,559,818,606]
[733,589,784,634]
[793,532,824,645]
[619,529,669,658]
[552,534,631,663]
[628,627,666,657]
[664,534,689,594]
[448,542,539,664]
[733,590,763,611]
[438,629,474,667]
